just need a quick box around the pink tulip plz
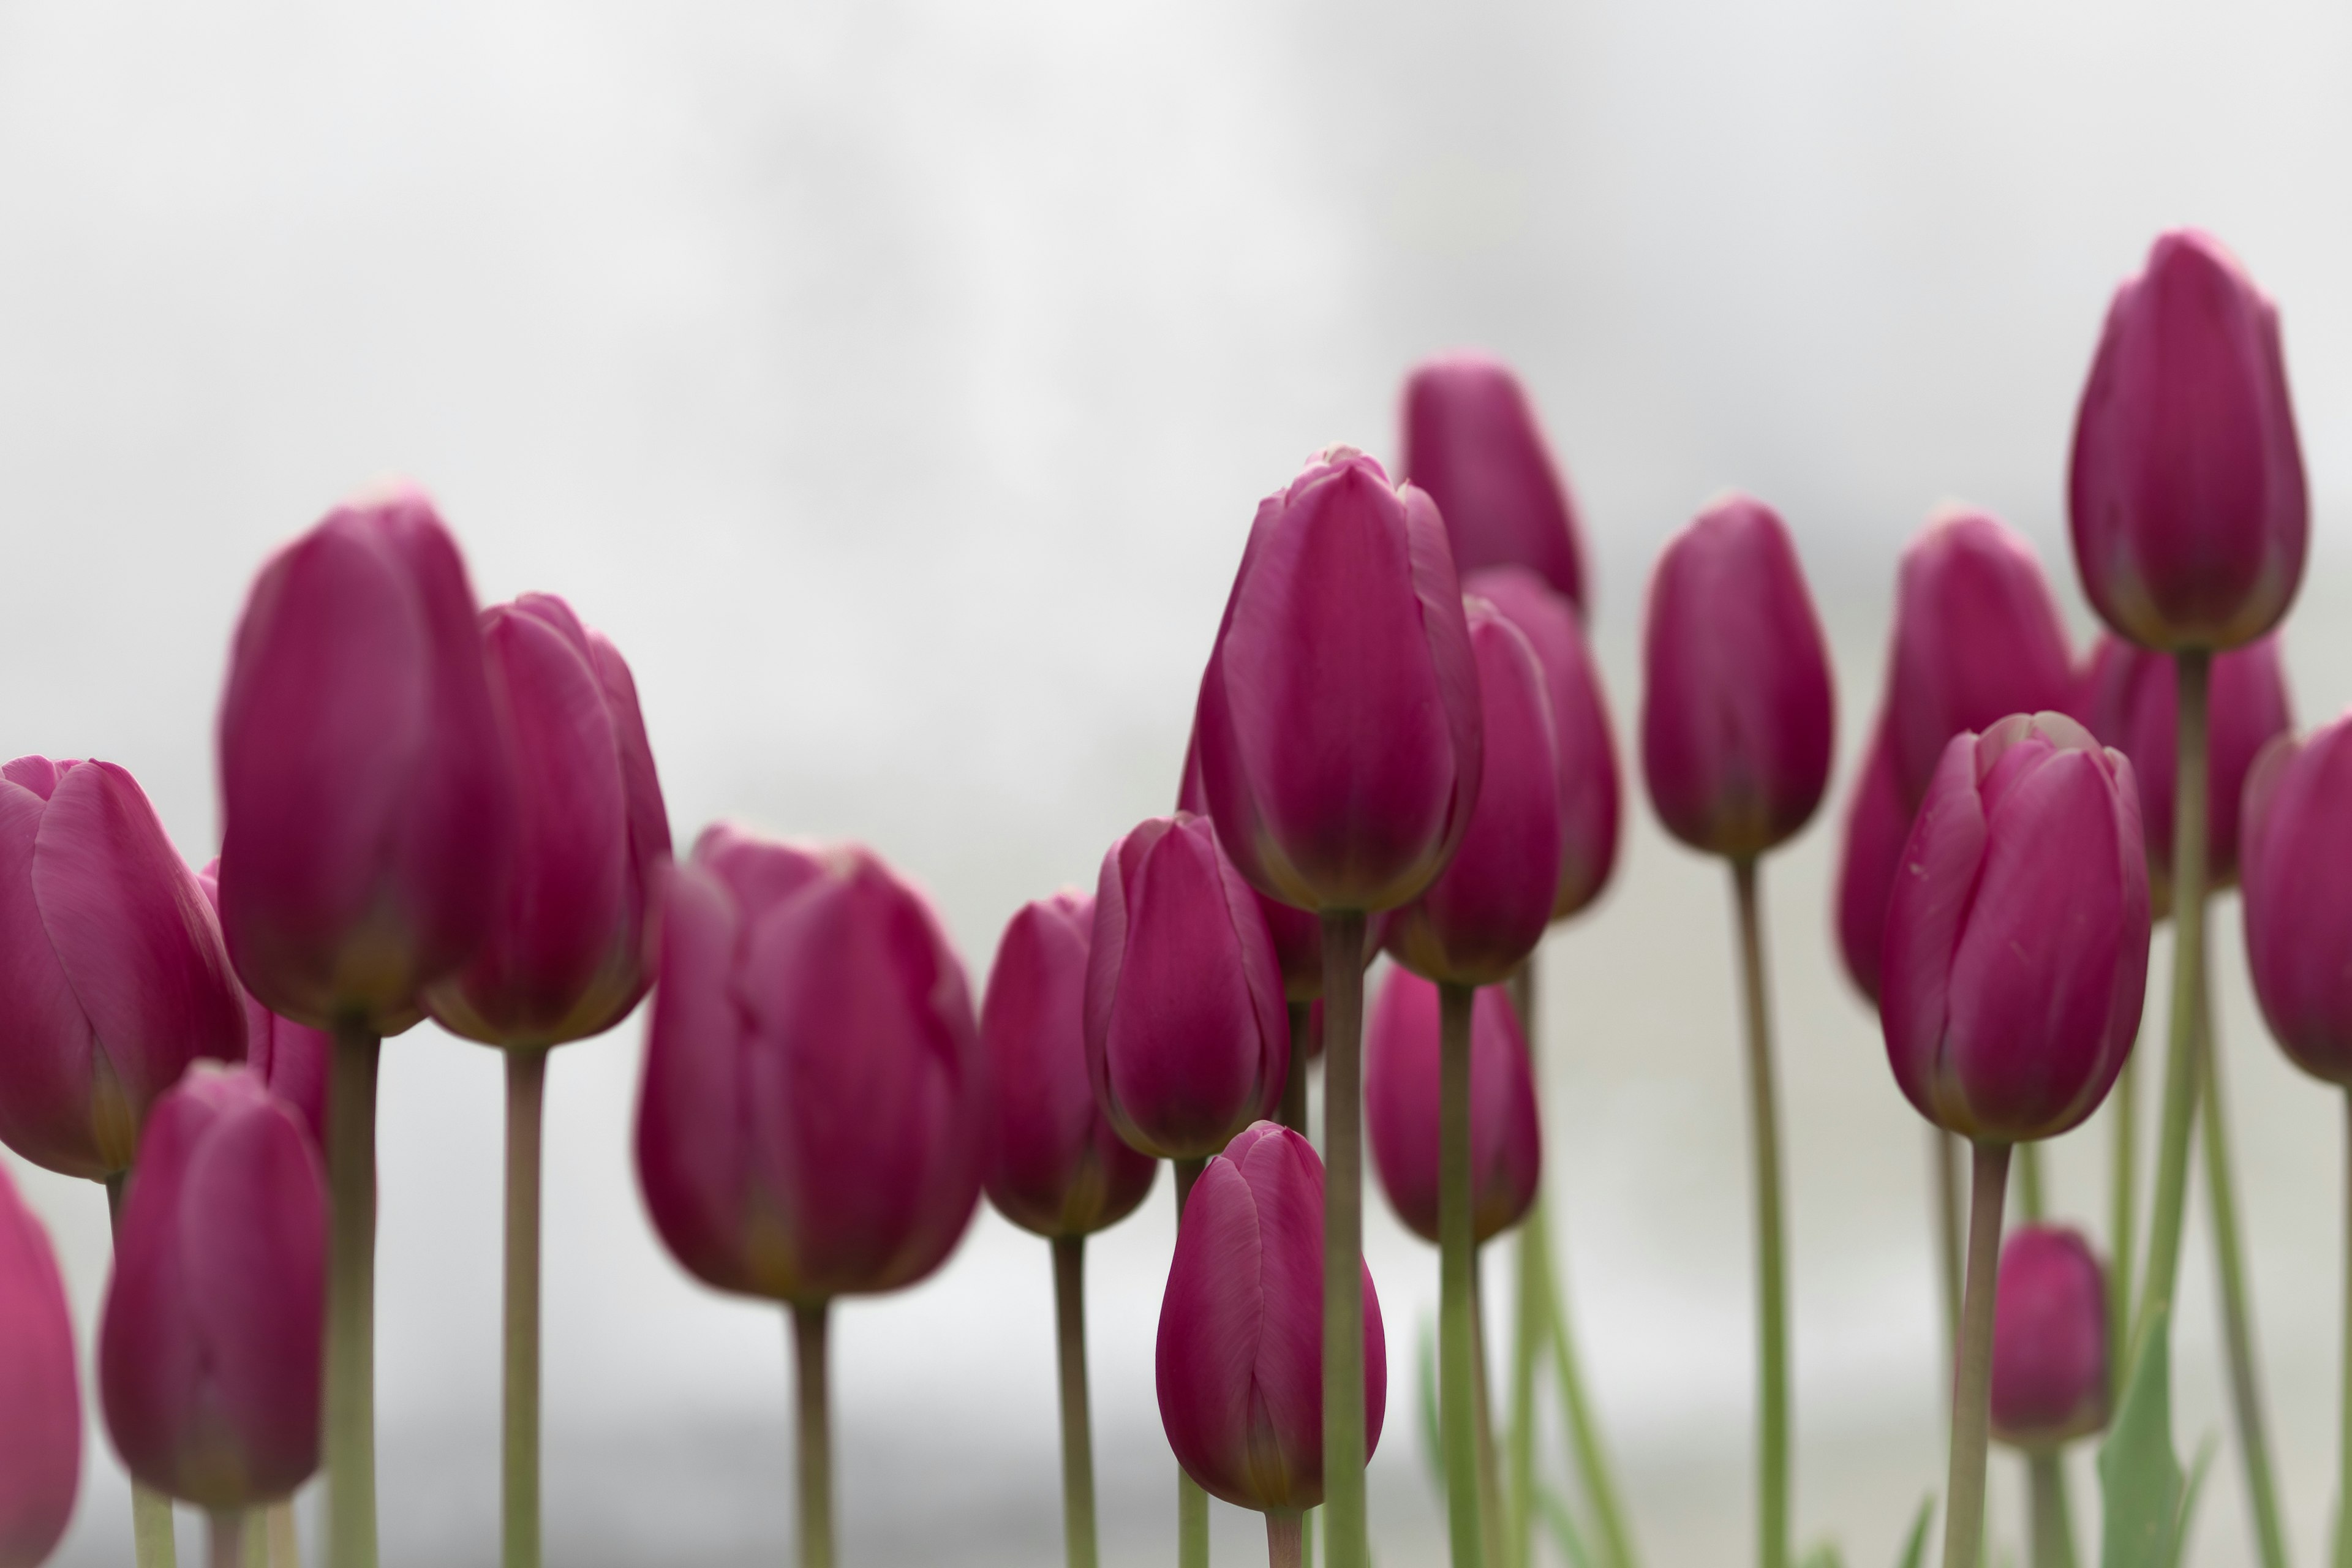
[2241,713,2352,1085]
[0,1163,78,1568]
[216,489,517,1035]
[1399,353,1587,611]
[1640,495,1835,859]
[1191,447,1482,914]
[0,756,245,1180]
[1882,714,2150,1141]
[1989,1226,2108,1450]
[1156,1122,1386,1513]
[1365,970,1540,1245]
[2068,230,2307,652]
[981,892,1158,1238]
[636,829,985,1303]
[1833,723,1909,1005]
[1179,733,1324,1001]
[99,1065,326,1509]
[195,860,328,1152]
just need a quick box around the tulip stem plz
[792,1302,834,1568]
[1439,981,1487,1568]
[326,1022,380,1568]
[1941,1140,2012,1568]
[503,1047,547,1568]
[1730,858,1790,1568]
[1471,1254,1506,1568]
[2018,1142,2046,1224]
[1051,1237,1100,1568]
[1933,1129,1963,1384]
[209,1510,248,1568]
[2029,1453,2078,1568]
[106,1175,183,1568]
[2337,1090,2352,1568]
[1176,1159,1210,1568]
[1284,1002,1312,1139]
[1268,1510,1306,1568]
[1507,963,1541,1568]
[244,1507,267,1568]
[1319,911,1370,1568]
[2108,1052,2139,1407]
[266,1500,300,1568]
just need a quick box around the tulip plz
[1366,969,1540,1245]
[1399,353,1587,611]
[0,1162,78,1568]
[1991,1227,2109,1452]
[1833,725,1907,1007]
[2243,714,2352,1087]
[196,861,328,1153]
[636,827,984,1568]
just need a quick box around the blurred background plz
[2,0,2350,1562]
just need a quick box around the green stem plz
[266,1501,300,1568]
[326,1022,380,1568]
[1439,981,1485,1568]
[1506,965,1541,1568]
[793,1302,834,1568]
[1471,1254,1506,1568]
[1268,1511,1306,1568]
[2018,1142,2046,1225]
[1177,1159,1209,1568]
[1319,911,1370,1568]
[1731,858,1790,1568]
[107,1175,182,1568]
[1052,1237,1100,1568]
[2337,1091,2352,1568]
[2109,1052,2139,1408]
[209,1510,247,1568]
[1934,1128,1964,1387]
[2029,1452,2078,1568]
[1544,1240,1639,1568]
[1941,1140,2013,1568]
[1284,1002,1312,1139]
[503,1048,546,1568]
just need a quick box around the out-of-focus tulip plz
[2068,230,2307,653]
[216,489,517,1035]
[2241,714,2352,1085]
[1833,724,1909,1004]
[981,892,1158,1238]
[1191,447,1482,914]
[0,1163,78,1568]
[1179,733,1324,1000]
[1881,714,2150,1142]
[1640,495,1835,860]
[1386,600,1559,987]
[1156,1122,1385,1513]
[1365,969,1540,1245]
[1465,566,1620,921]
[1399,354,1587,611]
[1989,1226,2109,1450]
[99,1065,326,1509]
[636,829,985,1304]
[1085,815,1288,1162]
[427,594,669,1048]
[1883,511,2074,810]
[0,757,245,1180]
[195,861,328,1153]
[2077,633,2291,909]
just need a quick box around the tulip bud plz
[1883,511,2074,810]
[1399,354,1587,611]
[1366,969,1540,1245]
[636,829,985,1304]
[1640,495,1835,859]
[99,1065,326,1510]
[2068,230,2307,652]
[1085,815,1289,1161]
[1464,566,1621,922]
[2241,714,2352,1085]
[196,860,328,1153]
[0,1163,78,1568]
[1191,447,1483,913]
[1832,723,1908,1005]
[1881,714,2150,1141]
[1385,600,1561,986]
[216,489,517,1035]
[427,594,671,1048]
[1156,1122,1386,1512]
[0,757,246,1180]
[981,892,1158,1238]
[1179,732,1325,1000]
[1989,1226,2109,1450]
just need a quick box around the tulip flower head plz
[1833,723,1909,1005]
[1178,733,1325,1001]
[197,860,328,1152]
[2242,713,2352,1086]
[0,1163,78,1568]
[1365,968,1541,1245]
[1989,1226,2109,1451]
[1399,353,1587,610]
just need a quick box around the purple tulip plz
[1191,447,1483,914]
[981,892,1158,1238]
[1085,815,1289,1162]
[99,1065,326,1509]
[216,489,517,1035]
[1399,354,1587,611]
[1881,714,2150,1142]
[1156,1122,1386,1513]
[636,828,985,1303]
[0,756,246,1180]
[195,860,328,1153]
[2068,230,2307,652]
[1640,494,1835,860]
[1178,733,1325,1001]
[1365,969,1540,1245]
[1989,1226,2108,1450]
[2241,713,2352,1085]
[1464,566,1621,922]
[1883,511,2074,811]
[1833,723,1909,1005]
[0,1163,78,1568]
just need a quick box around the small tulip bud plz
[196,860,328,1153]
[1989,1226,2109,1451]
[2241,714,2352,1085]
[1366,969,1541,1245]
[1399,354,1587,611]
[1831,723,1909,1005]
[0,1162,79,1568]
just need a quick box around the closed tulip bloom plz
[981,892,1158,1238]
[1179,733,1325,1000]
[217,489,516,1035]
[1989,1226,2109,1450]
[0,1163,78,1568]
[636,829,985,1303]
[195,860,328,1153]
[1191,447,1483,914]
[0,757,246,1180]
[1882,714,2150,1142]
[1833,723,1909,1005]
[1399,353,1587,610]
[2241,714,2352,1085]
[1365,969,1541,1245]
[99,1065,326,1510]
[1466,566,1621,921]
[1156,1122,1386,1513]
[1641,495,1835,859]
[2069,230,2307,652]
[1085,815,1289,1161]
[1884,511,2074,810]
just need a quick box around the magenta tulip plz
[216,488,516,1035]
[0,756,246,1180]
[195,860,328,1153]
[1365,970,1540,1245]
[1989,1226,2108,1450]
[1640,494,1835,859]
[1882,714,2150,1142]
[1179,733,1325,1001]
[1833,723,1908,1005]
[99,1065,326,1509]
[2068,230,2307,653]
[2241,714,2352,1085]
[0,1163,78,1568]
[1399,353,1587,611]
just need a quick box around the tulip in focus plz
[1178,734,1325,1002]
[2242,713,2352,1087]
[1990,1226,2109,1451]
[1366,970,1540,1245]
[0,1163,78,1568]
[1399,353,1587,611]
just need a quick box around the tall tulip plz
[1991,1226,2107,1568]
[1399,353,1587,611]
[0,1161,78,1568]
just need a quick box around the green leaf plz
[2161,1433,2218,1568]
[1536,1483,1598,1568]
[1417,1316,1445,1500]
[1797,1542,1848,1568]
[1892,1496,1934,1568]
[2098,1306,2185,1568]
